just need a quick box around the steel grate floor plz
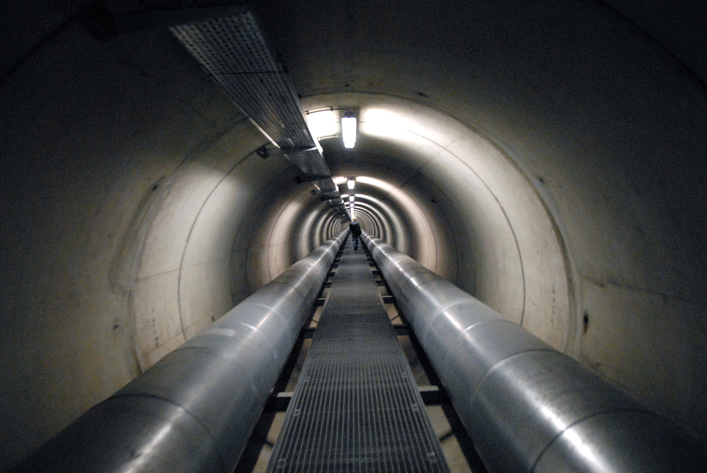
[267,238,449,472]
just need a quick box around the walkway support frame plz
[14,233,346,473]
[362,233,707,473]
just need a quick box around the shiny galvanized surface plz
[362,233,707,473]
[170,6,338,195]
[13,233,345,473]
[534,410,707,473]
[266,239,450,472]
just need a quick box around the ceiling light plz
[306,109,338,139]
[347,178,355,190]
[349,195,354,202]
[342,112,357,148]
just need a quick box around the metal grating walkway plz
[267,237,450,472]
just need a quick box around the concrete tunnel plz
[1,0,707,470]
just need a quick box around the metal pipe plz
[14,232,346,473]
[362,233,707,473]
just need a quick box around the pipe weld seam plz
[529,407,660,473]
[468,347,559,407]
[105,392,227,472]
[154,345,271,394]
[433,317,502,371]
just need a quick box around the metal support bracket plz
[264,392,293,412]
[320,195,340,201]
[300,327,316,339]
[393,325,410,336]
[294,174,332,184]
[419,385,450,405]
[265,386,449,412]
[257,145,318,159]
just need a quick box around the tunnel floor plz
[265,236,450,472]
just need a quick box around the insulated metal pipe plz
[14,232,346,473]
[362,233,707,473]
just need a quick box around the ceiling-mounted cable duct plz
[169,6,339,196]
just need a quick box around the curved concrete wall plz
[301,96,570,357]
[1,0,706,469]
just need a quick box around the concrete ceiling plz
[1,0,706,469]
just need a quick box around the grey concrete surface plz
[1,0,706,470]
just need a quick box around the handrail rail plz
[362,233,707,473]
[13,232,346,473]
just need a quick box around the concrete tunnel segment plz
[1,0,707,469]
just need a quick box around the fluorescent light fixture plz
[347,178,355,190]
[349,195,354,202]
[306,109,338,139]
[342,112,357,148]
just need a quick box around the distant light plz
[342,112,357,148]
[347,178,355,190]
[349,195,354,202]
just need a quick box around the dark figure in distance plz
[350,217,362,250]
